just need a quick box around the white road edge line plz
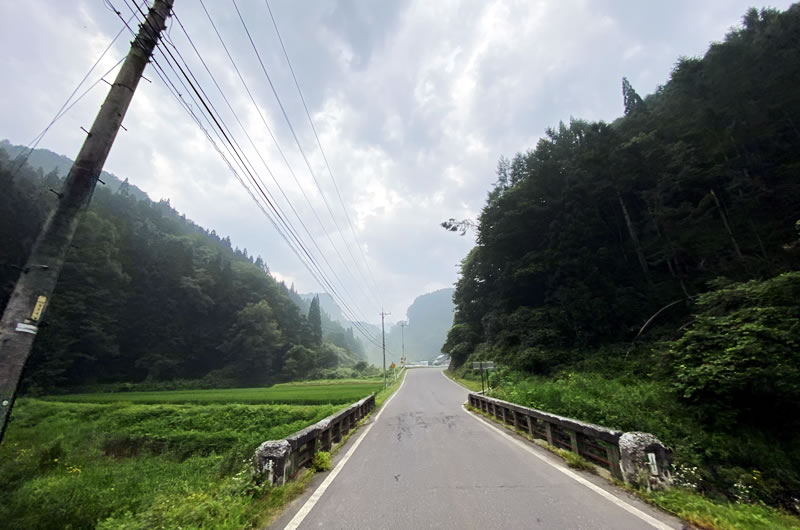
[462,404,675,530]
[283,370,409,530]
[440,367,469,390]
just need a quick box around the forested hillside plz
[0,148,366,392]
[446,7,800,368]
[445,7,800,507]
[294,292,366,361]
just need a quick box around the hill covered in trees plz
[444,7,800,508]
[0,145,367,392]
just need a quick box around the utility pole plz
[399,321,406,367]
[380,310,390,389]
[0,0,174,443]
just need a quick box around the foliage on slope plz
[445,7,800,370]
[0,148,365,391]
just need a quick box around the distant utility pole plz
[0,0,174,444]
[380,310,390,389]
[399,321,406,366]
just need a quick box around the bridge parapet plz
[253,394,376,485]
[467,392,673,489]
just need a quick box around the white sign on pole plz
[472,361,495,370]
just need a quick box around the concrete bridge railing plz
[468,392,673,490]
[253,394,376,486]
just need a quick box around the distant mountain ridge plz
[295,288,456,366]
[0,139,149,201]
[389,288,455,362]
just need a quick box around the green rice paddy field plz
[0,381,381,529]
[44,380,384,405]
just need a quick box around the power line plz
[263,0,382,299]
[116,2,393,352]
[9,8,138,178]
[230,0,382,310]
[155,6,383,346]
[198,0,379,315]
[166,11,370,328]
[151,47,387,351]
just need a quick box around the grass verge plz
[375,368,407,407]
[642,488,800,530]
[443,369,484,392]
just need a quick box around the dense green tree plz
[670,272,800,429]
[0,143,367,390]
[444,6,800,374]
[307,295,323,347]
[621,77,644,116]
[217,301,284,385]
[281,344,315,381]
[316,343,342,370]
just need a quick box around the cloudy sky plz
[1,0,792,325]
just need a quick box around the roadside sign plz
[472,361,495,394]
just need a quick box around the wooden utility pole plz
[380,310,390,389]
[0,0,174,443]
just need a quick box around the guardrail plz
[468,392,624,479]
[253,394,376,486]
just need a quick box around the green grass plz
[43,381,383,406]
[0,399,341,529]
[375,368,406,407]
[2,377,390,529]
[644,488,800,530]
[311,451,332,472]
[283,377,383,386]
[443,369,484,392]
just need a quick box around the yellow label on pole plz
[31,296,47,321]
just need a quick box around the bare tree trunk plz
[750,220,768,260]
[648,201,692,301]
[709,188,744,261]
[618,192,651,283]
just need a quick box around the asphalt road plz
[284,368,683,530]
